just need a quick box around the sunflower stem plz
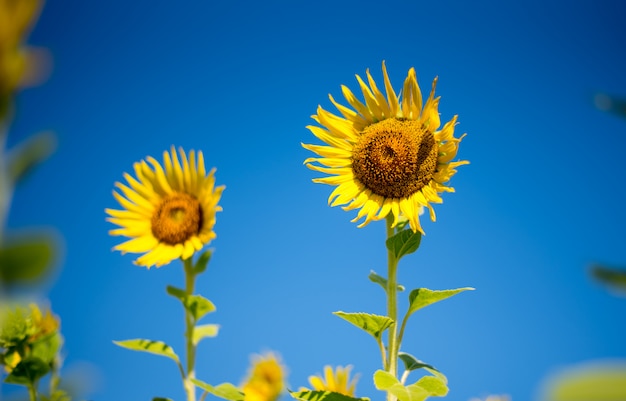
[183,258,197,401]
[385,214,399,401]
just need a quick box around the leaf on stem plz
[113,339,180,364]
[407,287,474,317]
[193,324,220,345]
[191,378,244,401]
[333,311,393,340]
[166,286,216,321]
[385,229,422,260]
[4,356,50,385]
[373,370,448,401]
[368,271,405,292]
[398,352,446,383]
[7,131,56,186]
[290,390,370,401]
[194,249,212,274]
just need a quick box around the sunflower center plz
[151,193,203,245]
[351,118,438,199]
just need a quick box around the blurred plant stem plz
[183,258,198,401]
[385,214,399,401]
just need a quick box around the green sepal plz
[31,332,62,365]
[373,370,448,401]
[4,356,50,385]
[194,249,212,274]
[407,287,474,317]
[386,229,422,261]
[290,390,370,401]
[114,339,180,364]
[0,233,56,284]
[166,286,216,321]
[398,352,445,383]
[191,378,244,401]
[193,324,220,345]
[6,131,56,186]
[333,311,393,340]
[368,270,405,292]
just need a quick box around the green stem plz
[183,258,197,401]
[27,381,37,401]
[385,214,399,401]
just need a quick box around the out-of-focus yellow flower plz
[106,146,225,268]
[303,62,468,234]
[242,353,286,401]
[0,0,43,96]
[306,365,359,397]
[28,303,59,341]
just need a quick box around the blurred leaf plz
[166,285,216,320]
[113,339,180,364]
[542,361,626,401]
[373,370,447,401]
[594,92,626,120]
[194,249,212,274]
[31,332,62,365]
[4,356,50,385]
[333,311,393,340]
[590,265,626,294]
[368,270,405,292]
[153,398,173,401]
[407,287,474,317]
[290,390,370,401]
[398,353,446,383]
[7,131,56,186]
[0,233,56,284]
[193,323,220,345]
[191,378,244,401]
[386,229,422,261]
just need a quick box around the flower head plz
[242,352,286,401]
[106,146,224,268]
[303,62,468,234]
[306,365,359,397]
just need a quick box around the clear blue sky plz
[5,0,626,400]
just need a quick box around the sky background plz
[4,0,626,400]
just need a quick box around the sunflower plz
[303,62,468,234]
[306,365,359,397]
[242,352,286,401]
[106,146,224,268]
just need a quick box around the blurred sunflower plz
[106,146,224,268]
[303,62,468,234]
[306,365,359,397]
[242,352,286,401]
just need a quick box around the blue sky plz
[5,0,626,400]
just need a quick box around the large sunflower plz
[303,62,468,234]
[106,146,224,268]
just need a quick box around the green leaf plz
[191,378,244,401]
[31,332,62,365]
[333,311,393,340]
[386,229,422,260]
[290,390,370,401]
[7,131,56,186]
[414,376,448,397]
[193,324,220,345]
[373,370,447,401]
[153,398,174,401]
[543,361,626,401]
[590,265,626,294]
[114,339,180,364]
[166,286,216,321]
[0,233,56,284]
[194,249,212,274]
[407,287,474,317]
[368,271,405,292]
[4,356,50,385]
[186,294,216,320]
[398,352,444,383]
[166,285,187,301]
